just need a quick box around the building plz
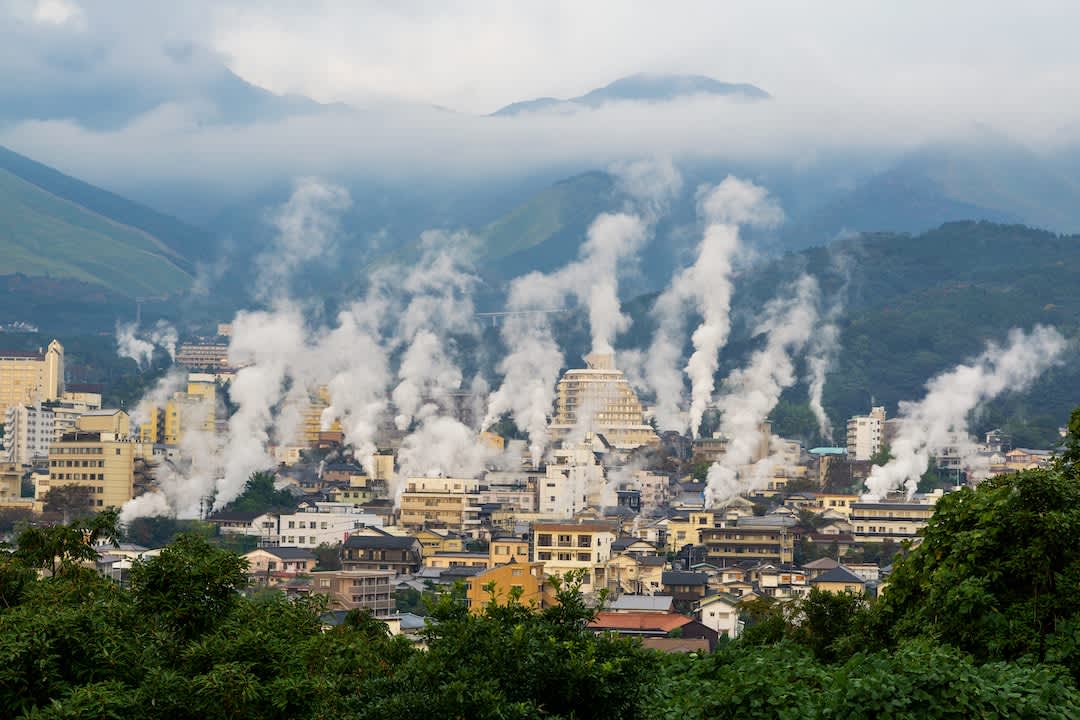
[207,511,277,538]
[176,341,230,370]
[539,443,606,517]
[846,406,886,461]
[589,612,718,649]
[809,565,866,595]
[465,559,552,613]
[634,471,671,516]
[605,553,665,595]
[0,462,22,501]
[607,595,674,613]
[139,374,218,446]
[399,476,482,534]
[244,547,316,579]
[666,510,717,552]
[310,569,395,615]
[3,403,54,467]
[660,570,709,613]
[696,593,743,639]
[548,353,657,450]
[276,505,384,548]
[531,521,617,593]
[489,535,531,566]
[38,410,135,511]
[413,527,466,554]
[341,534,423,575]
[0,341,64,419]
[700,520,795,568]
[850,499,937,543]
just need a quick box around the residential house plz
[341,534,422,575]
[810,565,866,595]
[244,547,315,580]
[488,534,531,566]
[531,521,616,594]
[207,511,277,539]
[589,612,719,650]
[412,527,466,554]
[605,553,665,595]
[802,557,840,580]
[424,551,490,570]
[666,509,716,552]
[696,593,743,639]
[660,570,709,613]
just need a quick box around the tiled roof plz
[811,566,865,585]
[343,535,420,550]
[662,571,708,587]
[590,612,692,632]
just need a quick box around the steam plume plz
[864,325,1066,499]
[116,320,178,368]
[704,274,819,508]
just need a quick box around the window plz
[538,552,551,561]
[577,535,592,548]
[537,534,552,547]
[511,568,522,576]
[288,521,295,529]
[577,553,590,562]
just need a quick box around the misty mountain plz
[0,146,200,297]
[490,73,770,116]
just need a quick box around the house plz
[309,569,395,615]
[748,563,809,599]
[801,557,840,580]
[465,559,552,613]
[607,595,674,614]
[341,533,422,575]
[589,611,718,650]
[660,570,709,613]
[611,536,660,557]
[244,547,316,579]
[423,551,490,570]
[605,553,665,595]
[809,565,866,595]
[206,511,276,539]
[488,534,531,566]
[531,521,616,593]
[696,593,743,639]
[666,510,716,552]
[412,527,466,554]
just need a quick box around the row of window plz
[51,447,104,455]
[52,473,105,481]
[536,552,592,562]
[285,520,329,529]
[50,459,105,468]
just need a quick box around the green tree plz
[42,484,95,523]
[222,471,295,514]
[14,508,119,577]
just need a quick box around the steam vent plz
[548,352,657,449]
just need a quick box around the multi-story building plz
[39,410,135,511]
[548,353,657,449]
[310,569,395,615]
[849,498,937,543]
[276,506,384,548]
[539,443,606,517]
[0,340,64,419]
[700,519,795,568]
[399,476,482,534]
[48,395,103,442]
[341,534,423,575]
[0,462,22,501]
[531,521,616,593]
[846,406,886,461]
[176,341,230,370]
[465,560,552,613]
[244,547,316,580]
[139,374,218,446]
[634,471,671,516]
[666,509,717,552]
[3,403,54,467]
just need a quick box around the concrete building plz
[244,547,316,579]
[465,559,552,613]
[700,518,795,568]
[311,569,395,615]
[696,593,743,639]
[399,476,482,534]
[176,341,229,370]
[0,340,64,419]
[276,506,384,548]
[139,374,218,446]
[539,442,606,517]
[341,534,423,575]
[39,410,135,511]
[3,403,54,467]
[0,462,22,501]
[850,498,937,543]
[531,520,616,593]
[548,353,657,450]
[846,406,886,461]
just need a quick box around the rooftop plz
[607,595,674,613]
[662,571,708,587]
[811,566,866,586]
[590,611,691,633]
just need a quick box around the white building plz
[539,442,606,517]
[276,506,385,548]
[3,403,54,467]
[696,593,743,639]
[846,406,886,461]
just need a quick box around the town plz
[0,336,1059,650]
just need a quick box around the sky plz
[2,0,1079,211]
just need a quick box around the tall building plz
[846,406,886,461]
[0,340,64,418]
[548,353,657,449]
[3,403,54,467]
[176,341,230,370]
[539,442,606,517]
[399,476,482,534]
[138,373,218,445]
[531,520,617,594]
[39,410,135,511]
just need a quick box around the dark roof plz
[207,511,264,523]
[0,349,43,359]
[343,535,420,551]
[811,566,865,585]
[802,557,840,570]
[662,571,708,587]
[638,556,667,567]
[257,547,315,560]
[612,536,649,551]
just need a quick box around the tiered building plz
[548,353,657,449]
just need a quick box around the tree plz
[42,484,95,523]
[868,444,893,466]
[14,508,120,577]
[222,470,296,514]
[313,542,342,571]
[130,533,249,638]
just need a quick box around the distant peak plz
[491,73,769,116]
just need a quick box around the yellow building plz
[412,527,466,554]
[700,523,795,568]
[548,353,657,450]
[531,521,617,593]
[489,535,531,566]
[465,559,553,613]
[139,374,218,445]
[0,462,21,500]
[39,410,135,511]
[0,340,64,419]
[667,510,717,551]
[814,493,860,518]
[809,566,866,595]
[399,476,482,533]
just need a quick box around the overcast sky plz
[4,0,1079,114]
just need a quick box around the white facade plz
[276,507,385,548]
[3,403,54,467]
[539,443,606,517]
[696,594,743,639]
[846,406,886,461]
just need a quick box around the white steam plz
[116,320,178,368]
[704,274,820,508]
[864,325,1066,499]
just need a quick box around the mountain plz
[0,146,203,297]
[491,73,770,116]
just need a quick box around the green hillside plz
[0,166,193,297]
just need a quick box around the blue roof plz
[809,447,848,456]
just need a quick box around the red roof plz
[590,611,692,633]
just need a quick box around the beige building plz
[311,569,395,615]
[38,410,135,511]
[850,499,936,543]
[846,406,886,461]
[176,341,230,370]
[0,462,22,500]
[0,340,64,419]
[700,523,795,568]
[548,353,657,449]
[531,520,617,593]
[399,476,482,534]
[139,374,218,446]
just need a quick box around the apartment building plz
[846,406,886,461]
[276,506,384,548]
[39,410,135,511]
[531,521,616,593]
[341,534,423,575]
[539,443,606,517]
[0,340,64,418]
[465,560,551,613]
[3,403,54,466]
[399,476,482,533]
[850,500,936,543]
[176,341,229,370]
[311,569,395,615]
[700,519,795,568]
